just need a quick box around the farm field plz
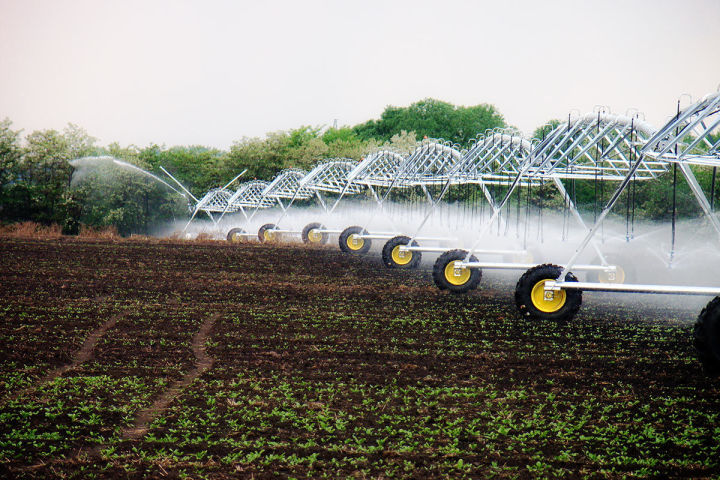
[0,237,719,479]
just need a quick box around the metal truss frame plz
[546,91,720,297]
[159,167,247,233]
[348,141,468,243]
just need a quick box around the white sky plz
[1,0,719,149]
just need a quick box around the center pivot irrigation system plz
[170,90,720,373]
[381,131,557,272]
[380,91,720,373]
[419,112,662,293]
[336,142,466,256]
[254,161,364,244]
[159,166,253,235]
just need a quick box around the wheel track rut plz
[121,312,219,440]
[2,313,122,405]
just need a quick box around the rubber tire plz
[514,264,582,322]
[258,223,277,243]
[694,296,720,376]
[586,254,636,284]
[226,227,246,243]
[432,249,482,293]
[382,236,422,269]
[301,223,329,245]
[339,226,371,254]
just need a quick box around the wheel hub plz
[444,260,471,285]
[347,234,364,250]
[531,279,567,313]
[391,245,412,265]
[308,229,322,243]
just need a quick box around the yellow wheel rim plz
[347,234,364,251]
[308,229,322,243]
[598,266,625,284]
[231,233,242,243]
[530,279,567,313]
[263,229,275,242]
[391,245,412,265]
[444,260,471,286]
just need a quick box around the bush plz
[0,221,63,239]
[78,224,119,239]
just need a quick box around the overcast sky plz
[1,0,719,149]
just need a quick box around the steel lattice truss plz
[550,91,720,296]
[301,159,364,194]
[397,140,466,186]
[226,181,274,209]
[526,113,663,181]
[643,92,720,166]
[274,160,362,219]
[194,188,237,213]
[261,168,314,200]
[452,130,533,185]
[451,114,665,254]
[402,131,540,248]
[348,150,409,187]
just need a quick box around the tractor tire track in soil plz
[121,312,219,441]
[2,313,123,406]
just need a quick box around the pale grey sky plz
[1,0,719,149]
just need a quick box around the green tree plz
[0,119,23,220]
[353,98,505,145]
[6,125,96,225]
[225,131,294,182]
[381,130,419,154]
[71,159,186,236]
[140,145,226,195]
[322,127,372,160]
[223,126,374,182]
[532,119,562,141]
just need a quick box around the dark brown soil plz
[0,237,718,479]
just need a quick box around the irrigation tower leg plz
[678,163,720,243]
[552,177,608,265]
[557,154,647,280]
[183,208,201,233]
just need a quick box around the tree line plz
[0,98,718,236]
